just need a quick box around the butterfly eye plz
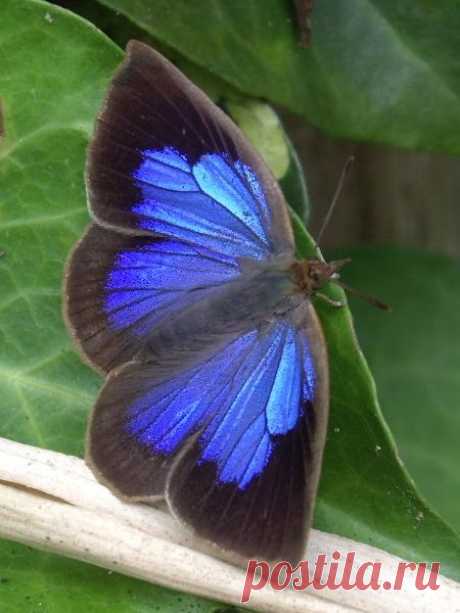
[307,264,323,286]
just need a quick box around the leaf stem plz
[0,437,458,612]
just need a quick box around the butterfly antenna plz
[336,280,391,311]
[315,156,355,249]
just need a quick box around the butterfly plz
[64,40,343,563]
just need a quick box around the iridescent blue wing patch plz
[86,41,294,260]
[87,304,328,562]
[129,148,272,260]
[65,224,239,372]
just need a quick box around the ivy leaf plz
[93,0,460,155]
[225,97,289,180]
[0,542,226,613]
[280,136,311,221]
[335,246,460,538]
[291,214,460,582]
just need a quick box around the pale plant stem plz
[0,437,459,613]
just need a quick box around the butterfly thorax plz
[290,257,350,295]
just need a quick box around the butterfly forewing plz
[65,41,296,372]
[86,41,293,257]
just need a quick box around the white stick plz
[0,437,459,612]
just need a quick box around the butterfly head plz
[291,256,390,310]
[290,257,351,295]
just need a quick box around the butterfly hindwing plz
[86,304,328,561]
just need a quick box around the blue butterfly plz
[65,41,340,563]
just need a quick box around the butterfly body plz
[65,41,331,563]
[136,254,303,363]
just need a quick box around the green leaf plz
[2,8,460,613]
[93,0,460,155]
[56,1,308,216]
[290,215,460,581]
[0,542,227,613]
[225,98,289,180]
[279,136,310,221]
[332,246,460,537]
[0,0,121,455]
